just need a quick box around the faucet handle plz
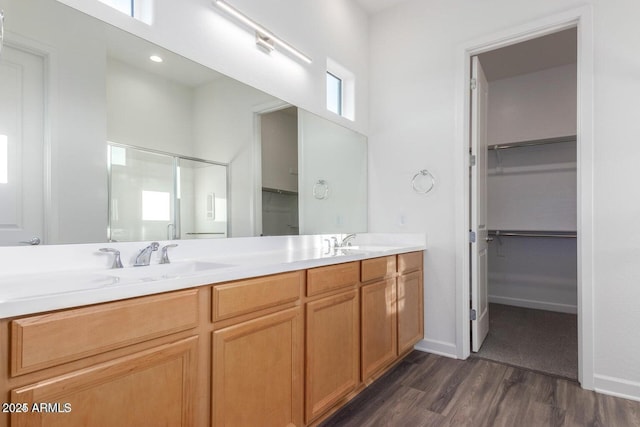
[99,248,124,269]
[160,243,178,264]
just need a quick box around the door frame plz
[453,6,594,389]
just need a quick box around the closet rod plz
[488,230,577,239]
[488,135,576,151]
[262,187,298,196]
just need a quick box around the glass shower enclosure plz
[107,143,229,242]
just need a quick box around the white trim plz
[251,100,293,236]
[454,6,594,389]
[414,339,458,359]
[488,296,577,314]
[594,375,640,403]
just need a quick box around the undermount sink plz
[336,245,399,253]
[0,272,122,301]
[0,261,233,303]
[107,260,234,281]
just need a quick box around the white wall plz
[488,64,577,144]
[368,0,640,399]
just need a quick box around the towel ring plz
[411,169,435,194]
[313,179,329,200]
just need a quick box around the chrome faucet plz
[339,233,357,247]
[160,243,178,264]
[99,248,123,269]
[134,242,159,266]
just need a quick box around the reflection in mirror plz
[298,110,368,234]
[108,144,229,242]
[0,0,367,245]
[260,106,299,236]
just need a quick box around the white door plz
[470,56,490,352]
[0,45,45,246]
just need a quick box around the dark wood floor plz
[320,351,640,427]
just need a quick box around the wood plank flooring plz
[320,351,640,427]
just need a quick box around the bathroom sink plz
[337,245,399,253]
[107,260,234,281]
[0,261,233,303]
[0,272,123,301]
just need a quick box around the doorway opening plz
[258,106,300,236]
[469,28,579,380]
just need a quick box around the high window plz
[326,58,355,121]
[99,0,134,17]
[98,0,152,23]
[326,72,343,116]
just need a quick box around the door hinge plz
[470,154,476,166]
[469,231,476,243]
[470,309,477,321]
[470,78,477,90]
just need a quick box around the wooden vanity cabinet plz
[211,271,305,427]
[304,262,360,424]
[397,252,425,354]
[360,256,398,382]
[0,251,424,427]
[3,289,202,427]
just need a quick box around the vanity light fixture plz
[149,55,163,63]
[214,0,312,64]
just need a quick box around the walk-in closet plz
[474,28,578,379]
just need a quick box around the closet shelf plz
[488,230,577,239]
[262,187,298,196]
[488,135,576,151]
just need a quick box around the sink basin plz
[336,245,399,253]
[0,261,233,303]
[0,272,122,301]
[107,261,233,281]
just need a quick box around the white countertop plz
[0,233,426,318]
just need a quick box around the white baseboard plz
[489,295,577,314]
[414,338,458,359]
[594,374,640,402]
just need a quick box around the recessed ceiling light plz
[150,55,163,63]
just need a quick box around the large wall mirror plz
[0,0,367,246]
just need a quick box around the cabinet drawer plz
[361,256,396,282]
[212,271,303,322]
[398,251,423,273]
[11,289,199,377]
[307,262,359,297]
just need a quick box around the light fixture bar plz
[215,0,312,64]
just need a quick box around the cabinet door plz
[10,337,198,427]
[397,270,424,354]
[212,307,303,427]
[361,278,397,381]
[305,289,359,423]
